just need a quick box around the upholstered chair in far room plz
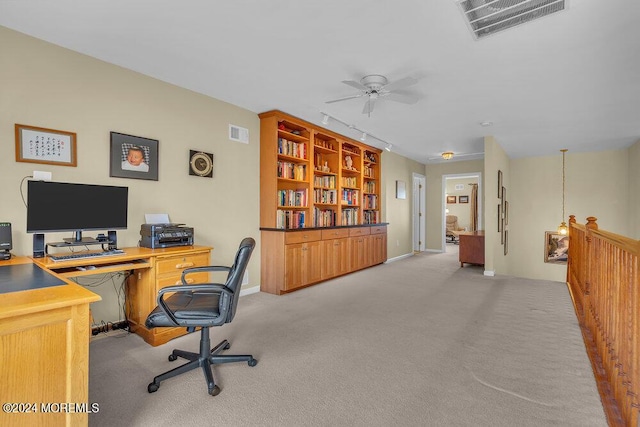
[145,237,256,396]
[446,215,465,243]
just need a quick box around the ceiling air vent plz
[456,0,566,40]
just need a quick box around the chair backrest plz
[446,215,459,231]
[223,237,255,322]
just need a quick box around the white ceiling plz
[1,0,639,164]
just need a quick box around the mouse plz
[87,265,97,270]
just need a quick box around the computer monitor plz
[27,181,128,243]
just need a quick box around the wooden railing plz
[566,215,640,426]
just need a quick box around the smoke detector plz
[456,0,567,40]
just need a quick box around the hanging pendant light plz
[557,149,568,235]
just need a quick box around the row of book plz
[341,176,358,188]
[363,210,380,224]
[363,165,375,178]
[341,189,359,205]
[314,189,337,204]
[363,181,376,193]
[363,194,378,209]
[278,138,307,159]
[277,161,306,181]
[314,175,336,188]
[314,208,336,227]
[278,189,308,207]
[276,210,306,229]
[341,208,359,225]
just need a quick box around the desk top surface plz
[0,256,101,320]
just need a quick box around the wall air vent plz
[456,0,566,40]
[229,124,249,144]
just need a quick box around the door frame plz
[412,173,426,252]
[442,172,483,251]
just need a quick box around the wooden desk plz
[458,231,485,267]
[33,245,213,346]
[0,256,100,427]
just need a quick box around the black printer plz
[139,223,194,249]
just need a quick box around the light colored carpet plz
[88,249,606,426]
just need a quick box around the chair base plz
[148,327,257,396]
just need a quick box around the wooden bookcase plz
[259,110,386,295]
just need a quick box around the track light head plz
[321,114,329,125]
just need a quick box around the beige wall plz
[506,148,629,282]
[483,137,509,275]
[1,27,261,322]
[629,139,640,239]
[381,151,426,259]
[425,159,484,251]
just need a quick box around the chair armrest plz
[181,265,231,283]
[156,284,234,325]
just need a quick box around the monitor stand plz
[62,231,99,244]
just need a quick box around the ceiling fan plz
[325,74,419,116]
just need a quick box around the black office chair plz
[145,237,257,396]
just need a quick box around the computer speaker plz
[33,233,45,258]
[107,230,117,250]
[0,222,12,251]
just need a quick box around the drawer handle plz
[176,262,195,269]
[175,278,195,285]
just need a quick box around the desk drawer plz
[157,271,210,288]
[370,225,387,235]
[156,253,209,276]
[321,228,350,240]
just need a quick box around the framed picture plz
[110,132,159,181]
[459,195,469,203]
[446,195,456,204]
[396,180,406,199]
[497,170,503,198]
[504,201,509,225]
[544,231,569,264]
[501,186,507,210]
[15,124,77,167]
[504,230,509,255]
[189,150,214,178]
[498,203,502,232]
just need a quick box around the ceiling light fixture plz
[557,149,568,235]
[320,111,394,153]
[442,151,454,160]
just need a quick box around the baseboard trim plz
[240,285,260,297]
[386,253,414,263]
[483,270,495,277]
[425,249,443,253]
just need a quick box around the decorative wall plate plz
[189,150,214,178]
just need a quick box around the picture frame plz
[446,195,457,204]
[504,230,509,255]
[15,124,77,167]
[459,195,469,203]
[498,203,502,232]
[544,231,569,264]
[497,170,503,198]
[501,186,507,210]
[504,201,509,225]
[109,132,159,181]
[396,180,406,199]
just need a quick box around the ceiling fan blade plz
[342,80,369,91]
[362,98,376,115]
[384,91,420,104]
[325,93,365,104]
[382,76,418,92]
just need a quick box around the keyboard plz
[49,249,125,262]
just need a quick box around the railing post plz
[567,215,576,284]
[584,217,598,296]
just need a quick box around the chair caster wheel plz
[209,385,221,396]
[248,358,258,367]
[148,383,159,393]
[168,354,177,361]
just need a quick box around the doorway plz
[443,173,482,252]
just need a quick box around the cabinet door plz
[285,241,323,290]
[322,237,349,279]
[350,236,368,271]
[285,243,305,290]
[370,233,387,265]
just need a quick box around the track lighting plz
[385,143,392,152]
[321,114,329,125]
[361,132,366,141]
[320,111,394,152]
